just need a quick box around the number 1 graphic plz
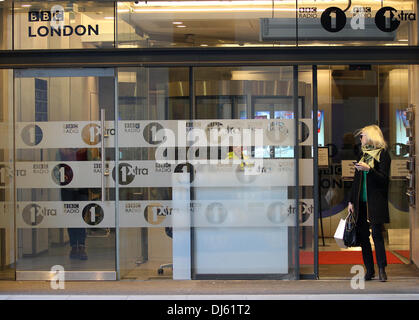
[89,125,99,144]
[29,125,36,145]
[330,11,337,29]
[120,166,127,183]
[89,206,96,224]
[384,9,392,29]
[59,166,65,183]
[30,206,37,225]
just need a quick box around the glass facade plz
[4,1,418,49]
[0,0,418,282]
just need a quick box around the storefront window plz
[116,0,418,48]
[6,1,418,50]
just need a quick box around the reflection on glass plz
[117,0,296,48]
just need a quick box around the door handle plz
[100,109,110,202]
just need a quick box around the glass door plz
[14,68,117,280]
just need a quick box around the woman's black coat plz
[348,149,391,225]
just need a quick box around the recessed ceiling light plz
[200,44,208,47]
[173,22,183,25]
[176,25,187,28]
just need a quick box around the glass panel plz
[116,0,296,48]
[0,69,14,280]
[192,66,298,278]
[14,69,116,277]
[14,1,115,49]
[317,65,410,277]
[118,67,189,280]
[297,65,315,276]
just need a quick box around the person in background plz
[348,125,391,282]
[58,148,95,261]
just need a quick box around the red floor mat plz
[394,250,410,260]
[300,251,404,265]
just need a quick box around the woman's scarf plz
[360,145,384,169]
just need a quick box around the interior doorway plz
[317,65,415,279]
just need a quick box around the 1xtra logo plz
[81,123,101,145]
[144,204,172,225]
[112,163,149,185]
[22,203,57,226]
[375,7,415,32]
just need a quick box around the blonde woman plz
[348,125,391,282]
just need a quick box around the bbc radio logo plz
[321,6,416,33]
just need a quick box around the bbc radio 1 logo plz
[321,6,416,33]
[82,203,104,226]
[51,163,73,186]
[21,124,43,146]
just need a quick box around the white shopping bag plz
[334,218,348,249]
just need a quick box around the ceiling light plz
[176,25,187,28]
[173,22,183,25]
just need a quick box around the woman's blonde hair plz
[356,125,387,149]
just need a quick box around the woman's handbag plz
[343,211,359,247]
